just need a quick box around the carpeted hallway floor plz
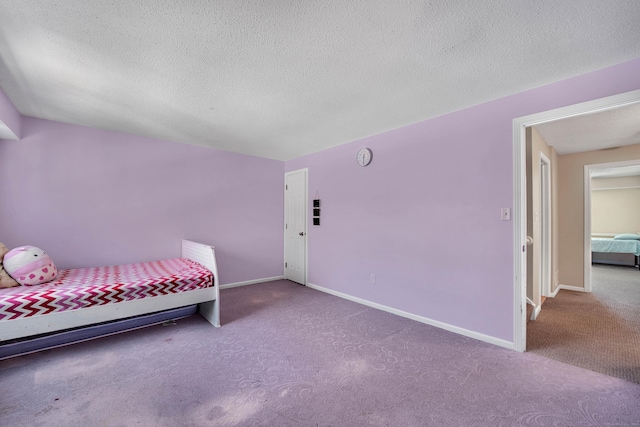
[527,264,640,384]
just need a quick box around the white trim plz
[531,304,542,321]
[525,297,540,321]
[220,276,285,289]
[549,283,587,297]
[539,152,552,298]
[306,283,513,350]
[512,115,528,353]
[584,165,593,292]
[517,89,640,127]
[512,88,640,352]
[554,284,588,294]
[592,186,640,191]
[584,159,640,293]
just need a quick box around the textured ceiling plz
[535,102,640,155]
[1,1,639,160]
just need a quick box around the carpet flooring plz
[527,264,640,384]
[2,280,640,426]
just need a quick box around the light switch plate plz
[501,208,511,221]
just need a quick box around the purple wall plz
[0,117,284,285]
[0,87,21,139]
[286,58,640,343]
[1,58,639,344]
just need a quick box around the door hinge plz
[285,262,287,268]
[286,185,288,190]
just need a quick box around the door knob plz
[299,232,305,236]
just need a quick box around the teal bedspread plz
[591,238,640,256]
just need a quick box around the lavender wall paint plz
[1,59,639,344]
[0,87,21,139]
[0,117,284,285]
[286,58,640,343]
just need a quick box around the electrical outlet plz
[370,274,376,284]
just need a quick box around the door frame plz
[284,168,308,284]
[512,88,640,352]
[539,152,552,299]
[583,158,640,292]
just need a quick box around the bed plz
[591,236,640,268]
[0,240,220,345]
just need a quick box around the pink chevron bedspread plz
[0,258,213,321]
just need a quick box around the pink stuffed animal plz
[3,245,58,286]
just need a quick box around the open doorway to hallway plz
[513,89,640,353]
[519,99,640,382]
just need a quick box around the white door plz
[284,169,307,284]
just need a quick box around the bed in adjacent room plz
[591,234,640,268]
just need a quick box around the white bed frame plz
[0,240,220,342]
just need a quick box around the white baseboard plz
[531,303,542,321]
[305,283,513,350]
[220,276,284,290]
[552,284,587,296]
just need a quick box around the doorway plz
[584,160,640,292]
[284,168,308,284]
[513,88,640,352]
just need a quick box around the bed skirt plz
[592,251,639,267]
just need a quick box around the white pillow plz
[613,234,640,241]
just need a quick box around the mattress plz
[591,238,640,256]
[0,258,213,321]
